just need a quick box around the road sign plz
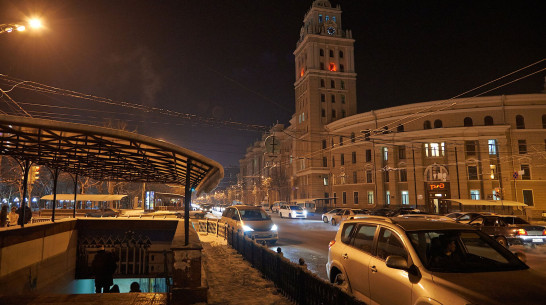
[513,171,518,179]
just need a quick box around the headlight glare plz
[271,224,278,231]
[242,225,254,232]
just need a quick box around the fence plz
[195,219,366,305]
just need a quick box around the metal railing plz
[195,219,366,305]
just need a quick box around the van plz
[221,205,278,244]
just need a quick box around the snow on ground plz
[197,233,293,305]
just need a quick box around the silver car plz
[327,216,545,305]
[221,205,278,244]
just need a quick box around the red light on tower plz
[329,63,337,71]
[300,68,304,77]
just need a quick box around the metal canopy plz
[41,194,127,201]
[0,114,223,195]
[445,199,527,207]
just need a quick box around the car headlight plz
[242,225,254,232]
[271,224,278,231]
[303,210,308,216]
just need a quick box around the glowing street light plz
[0,18,44,35]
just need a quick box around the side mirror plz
[385,255,408,270]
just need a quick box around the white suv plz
[327,216,545,305]
[221,205,278,244]
[279,204,307,219]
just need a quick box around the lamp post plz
[0,18,43,35]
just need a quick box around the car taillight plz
[328,240,336,248]
[543,229,546,236]
[516,228,528,236]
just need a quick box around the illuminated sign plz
[429,183,446,191]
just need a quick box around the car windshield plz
[239,209,270,221]
[406,230,527,273]
[290,206,303,210]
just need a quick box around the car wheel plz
[496,236,508,248]
[323,216,329,223]
[289,213,292,218]
[331,218,337,226]
[333,271,348,292]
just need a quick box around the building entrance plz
[425,182,450,214]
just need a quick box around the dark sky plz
[1,0,545,168]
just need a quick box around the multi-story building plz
[238,0,546,219]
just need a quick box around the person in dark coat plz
[91,246,117,293]
[16,205,32,225]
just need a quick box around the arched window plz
[329,50,334,57]
[424,120,431,129]
[339,51,344,58]
[516,115,525,129]
[484,116,493,126]
[542,115,546,128]
[434,120,443,128]
[397,124,404,132]
[320,49,324,56]
[464,117,473,127]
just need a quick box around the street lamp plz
[0,18,43,35]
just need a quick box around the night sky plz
[1,0,545,168]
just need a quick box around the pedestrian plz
[129,282,141,292]
[17,205,32,225]
[91,245,117,293]
[276,247,283,257]
[0,205,7,227]
[298,258,307,269]
[8,207,19,227]
[109,284,120,293]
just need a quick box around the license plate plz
[532,238,543,242]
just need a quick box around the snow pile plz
[198,233,293,305]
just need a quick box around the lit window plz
[521,164,530,180]
[383,147,388,161]
[323,177,329,186]
[333,16,336,22]
[488,139,497,155]
[401,191,409,205]
[385,191,390,205]
[490,164,497,179]
[326,15,329,21]
[319,14,323,23]
[302,112,305,122]
[368,191,374,204]
[470,190,480,200]
[430,143,439,157]
[329,63,337,71]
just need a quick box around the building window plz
[325,15,329,21]
[321,108,326,117]
[320,48,324,56]
[522,190,534,206]
[320,62,324,70]
[331,94,336,103]
[339,136,343,146]
[468,166,479,180]
[484,116,494,126]
[521,164,530,180]
[398,146,406,159]
[465,141,476,156]
[464,117,473,127]
[383,147,388,161]
[518,140,527,154]
[384,171,389,182]
[329,50,334,57]
[366,170,373,183]
[341,110,346,118]
[516,115,525,129]
[330,80,335,88]
[322,139,327,149]
[401,191,409,205]
[339,50,343,58]
[385,191,391,205]
[490,164,497,179]
[352,151,357,163]
[333,193,337,204]
[332,109,336,118]
[323,157,328,167]
[342,192,347,204]
[340,64,344,72]
[488,139,497,155]
[353,171,357,183]
[341,95,345,104]
[332,156,335,167]
[399,169,407,182]
[320,79,325,87]
[363,130,370,141]
[367,191,374,204]
[329,63,337,71]
[350,132,355,143]
[354,192,359,204]
[434,119,443,128]
[397,124,404,132]
[424,120,431,129]
[341,80,345,89]
[425,142,445,157]
[340,153,345,165]
[331,139,334,148]
[321,93,325,102]
[543,115,546,128]
[470,189,480,200]
[319,14,323,23]
[323,177,329,186]
[366,149,372,162]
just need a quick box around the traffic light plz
[29,166,40,184]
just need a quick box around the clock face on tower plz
[327,26,336,35]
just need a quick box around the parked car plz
[369,207,395,216]
[329,208,369,226]
[391,207,426,216]
[200,204,213,213]
[271,201,287,213]
[445,211,495,223]
[221,205,278,244]
[279,204,307,219]
[322,208,344,223]
[468,215,546,248]
[327,217,545,305]
[396,214,455,222]
[85,208,120,218]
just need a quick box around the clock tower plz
[290,0,357,201]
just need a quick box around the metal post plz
[455,146,461,199]
[21,160,31,228]
[52,168,59,222]
[184,159,193,246]
[73,173,78,218]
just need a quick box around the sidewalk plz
[197,233,293,305]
